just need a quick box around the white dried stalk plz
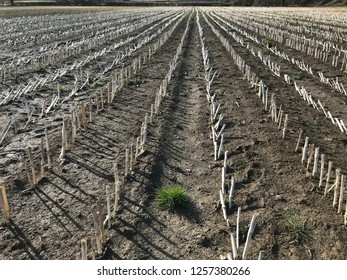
[306,144,315,171]
[229,176,235,210]
[333,168,341,207]
[230,233,238,260]
[135,137,140,160]
[242,212,259,260]
[28,147,36,185]
[236,207,241,249]
[97,200,105,244]
[0,185,10,223]
[324,161,333,196]
[214,141,218,161]
[319,154,325,188]
[130,143,134,171]
[125,148,129,176]
[91,206,102,254]
[312,147,320,177]
[277,108,283,130]
[282,114,288,139]
[301,137,309,163]
[44,125,52,169]
[106,186,112,229]
[220,190,227,220]
[258,251,265,260]
[221,167,226,194]
[216,124,226,140]
[59,119,67,161]
[81,239,88,260]
[224,151,228,170]
[295,129,303,152]
[91,239,96,260]
[276,104,281,123]
[218,134,224,160]
[338,174,345,214]
[40,138,45,177]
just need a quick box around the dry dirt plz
[0,8,347,260]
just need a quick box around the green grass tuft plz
[287,215,313,244]
[155,185,189,211]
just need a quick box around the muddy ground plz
[0,8,347,260]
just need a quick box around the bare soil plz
[0,8,347,260]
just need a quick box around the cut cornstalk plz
[81,102,87,130]
[333,169,341,207]
[125,148,129,176]
[28,147,36,185]
[91,239,96,260]
[295,129,303,152]
[324,161,333,196]
[224,151,228,170]
[319,154,325,188]
[306,144,315,171]
[312,147,319,177]
[221,167,226,195]
[338,174,345,214]
[242,212,259,260]
[135,137,140,160]
[220,190,227,220]
[277,108,283,130]
[40,138,45,177]
[130,143,134,171]
[236,207,241,249]
[218,134,224,160]
[97,200,105,244]
[59,119,67,161]
[229,176,235,210]
[230,233,238,260]
[302,137,309,163]
[258,251,265,260]
[282,114,288,139]
[91,206,102,254]
[0,185,10,223]
[214,141,218,161]
[44,125,52,169]
[88,96,93,123]
[81,239,87,260]
[106,186,112,229]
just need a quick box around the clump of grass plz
[90,81,103,89]
[263,37,276,48]
[58,85,70,93]
[155,185,189,211]
[110,70,120,78]
[287,215,313,244]
[124,78,142,86]
[293,71,303,80]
